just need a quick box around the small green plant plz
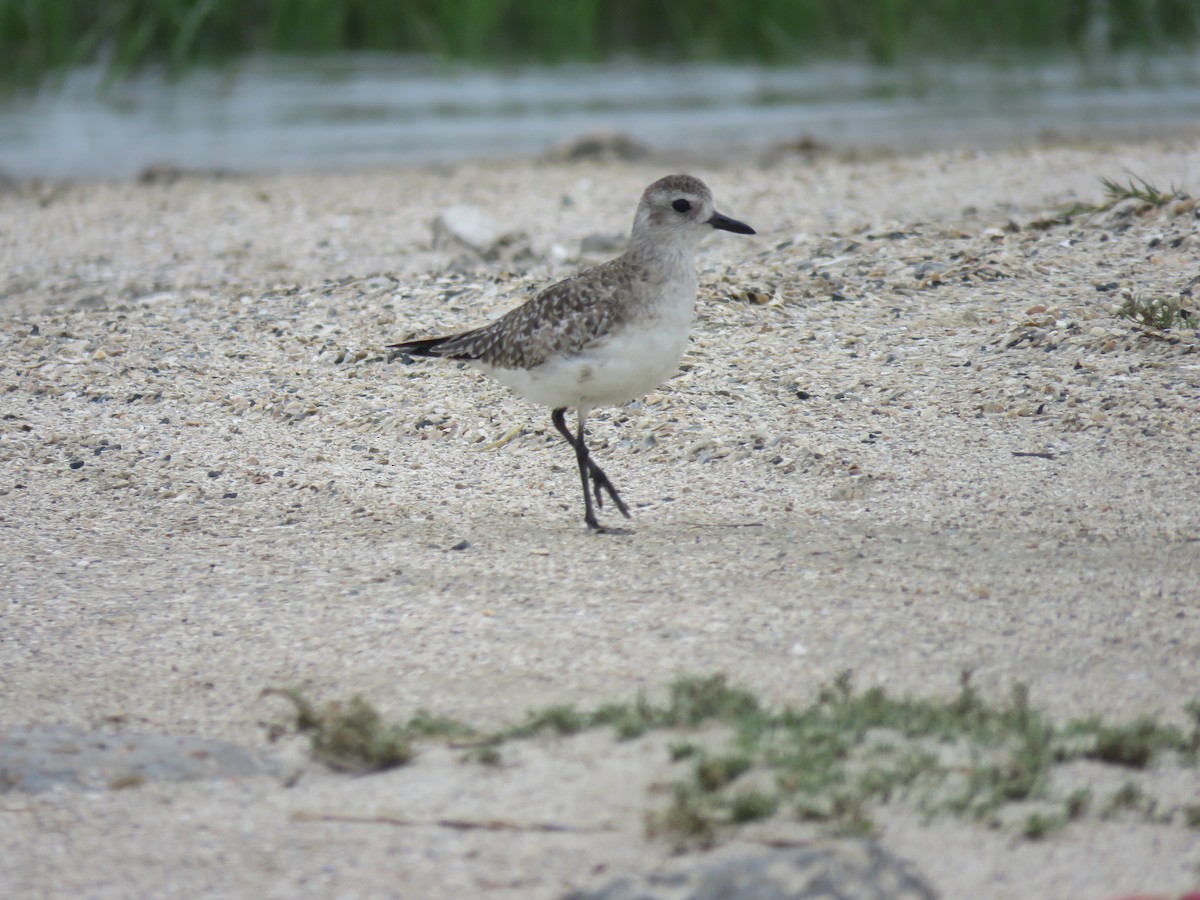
[405,710,475,739]
[661,674,763,725]
[507,704,587,738]
[695,753,753,791]
[1187,701,1200,755]
[1022,810,1065,839]
[1183,804,1200,829]
[729,790,778,823]
[825,791,878,838]
[1088,717,1190,767]
[1117,293,1196,332]
[1098,173,1181,208]
[266,688,414,772]
[465,743,504,766]
[646,784,718,850]
[669,740,703,761]
[1065,788,1091,820]
[1048,171,1191,227]
[590,698,656,739]
[499,676,761,743]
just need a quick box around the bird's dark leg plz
[574,411,632,523]
[551,407,631,531]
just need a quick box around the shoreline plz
[4,120,1200,186]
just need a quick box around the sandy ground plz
[2,137,1199,898]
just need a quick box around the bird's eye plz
[672,199,692,213]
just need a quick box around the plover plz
[389,174,755,532]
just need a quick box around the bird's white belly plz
[483,296,694,410]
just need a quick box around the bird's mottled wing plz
[432,258,646,369]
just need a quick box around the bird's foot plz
[586,462,632,519]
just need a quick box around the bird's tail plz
[387,335,454,357]
[388,332,481,361]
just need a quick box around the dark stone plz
[565,842,939,900]
[0,726,278,794]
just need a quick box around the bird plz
[388,174,755,532]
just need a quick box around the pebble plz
[567,843,937,900]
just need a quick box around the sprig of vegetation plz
[1099,173,1183,208]
[497,674,761,742]
[4,0,1200,86]
[1117,293,1196,332]
[1045,171,1191,228]
[265,687,428,772]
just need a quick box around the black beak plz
[708,211,756,235]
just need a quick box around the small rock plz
[759,135,831,166]
[137,163,188,185]
[547,131,652,162]
[566,842,938,900]
[432,205,532,262]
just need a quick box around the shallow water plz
[1,51,1198,179]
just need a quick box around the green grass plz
[1117,293,1197,332]
[1041,171,1192,229]
[268,672,1199,849]
[265,687,420,772]
[3,0,1199,85]
[1099,173,1183,208]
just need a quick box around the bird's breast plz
[482,276,698,410]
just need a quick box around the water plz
[1,52,1198,180]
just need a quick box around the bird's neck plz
[623,233,698,281]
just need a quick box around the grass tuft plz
[729,790,778,823]
[1183,804,1200,829]
[1051,171,1192,228]
[1065,787,1091,820]
[405,710,476,739]
[1021,810,1065,839]
[647,784,718,850]
[695,753,753,792]
[1116,293,1196,332]
[1088,718,1189,768]
[508,704,587,738]
[1099,173,1182,208]
[265,688,415,772]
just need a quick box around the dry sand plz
[1,138,1199,898]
